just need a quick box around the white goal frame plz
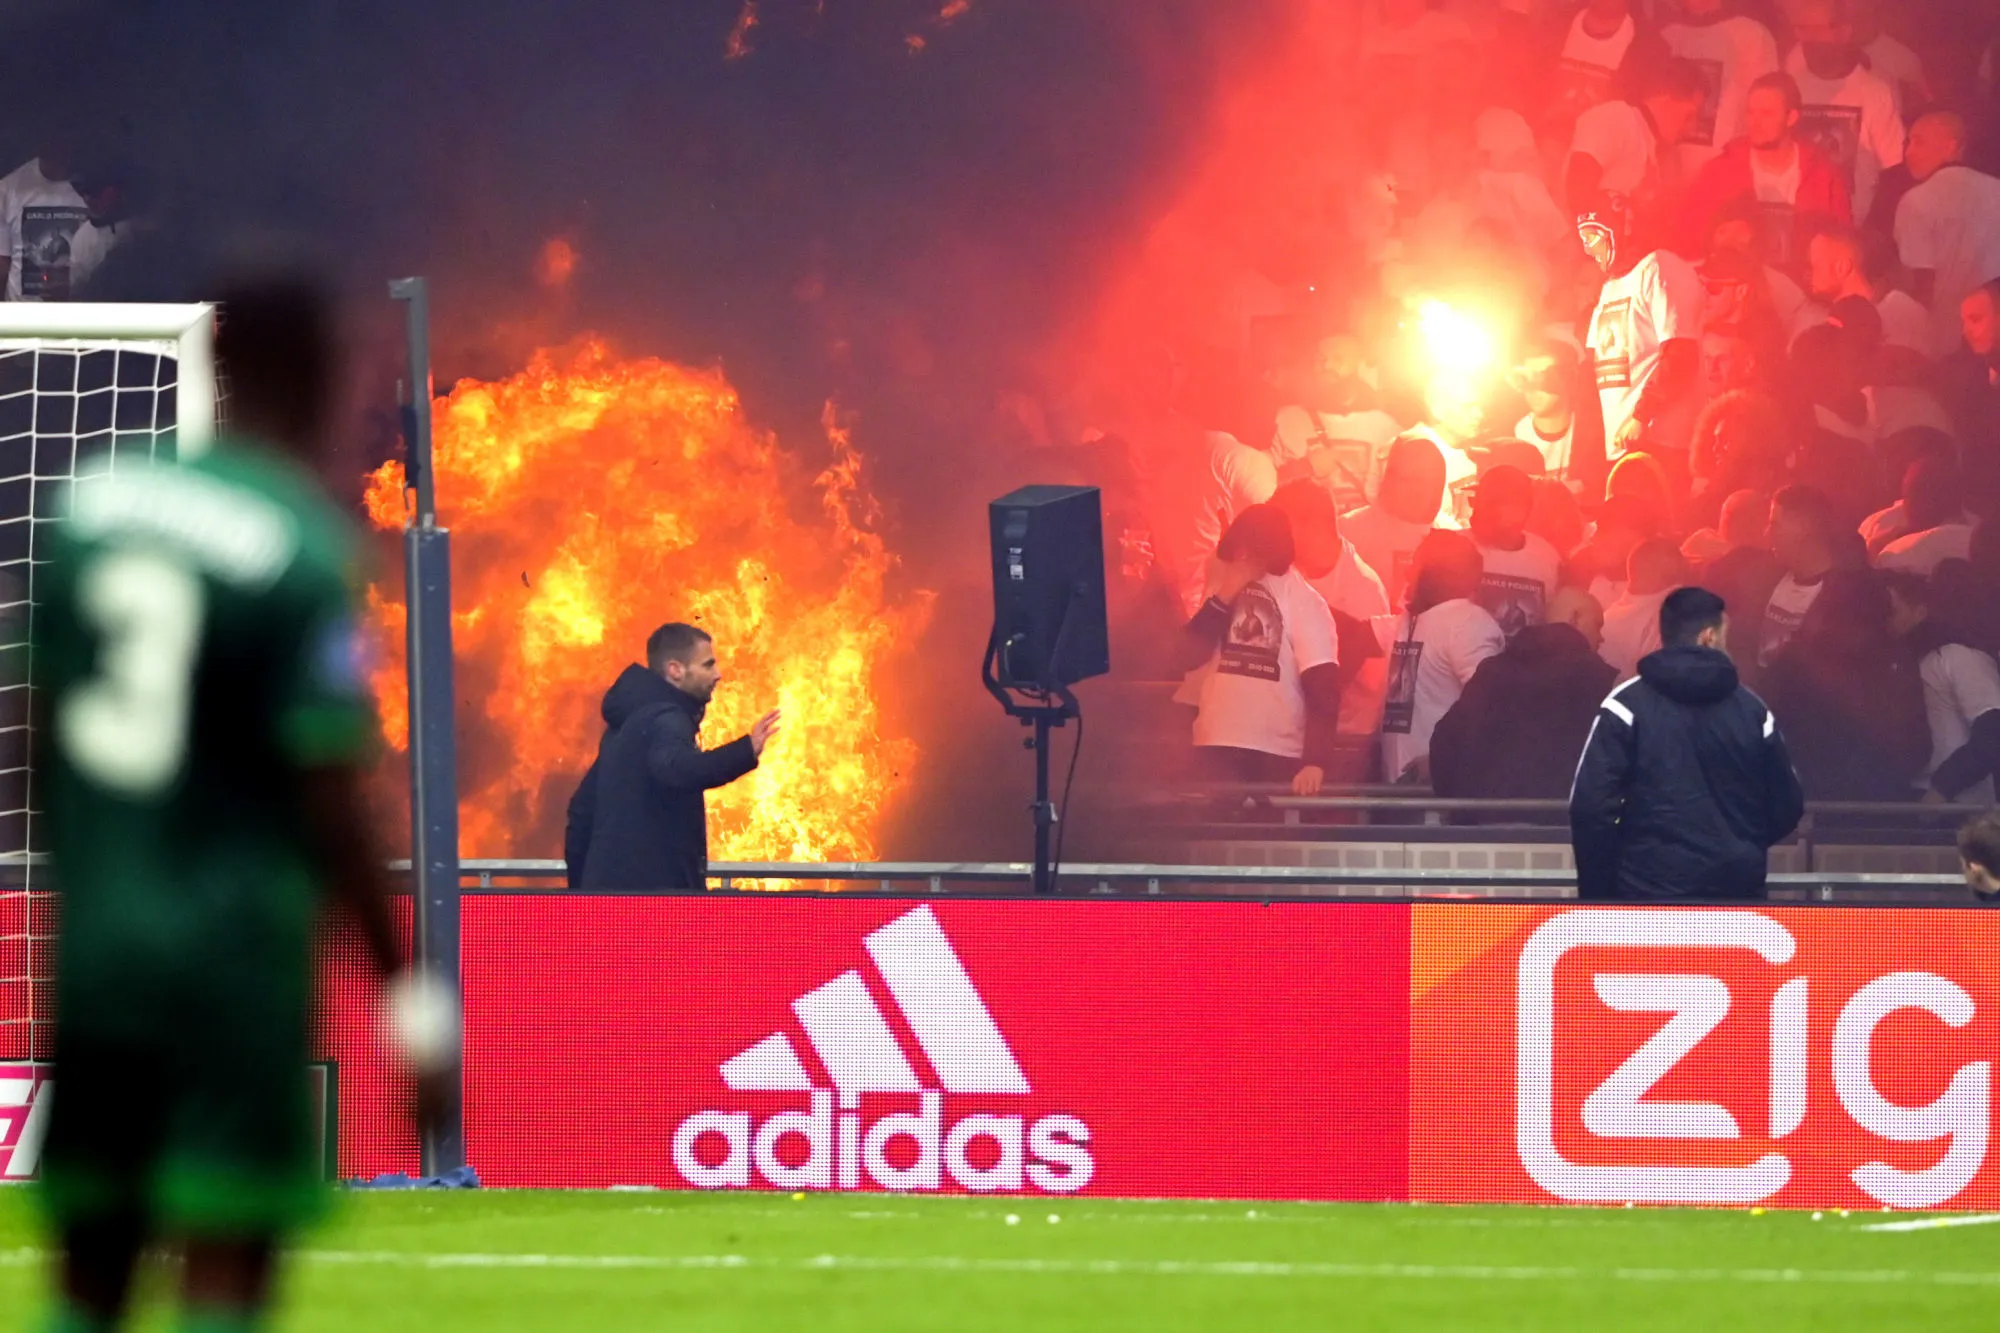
[0,304,220,1065]
[0,303,217,456]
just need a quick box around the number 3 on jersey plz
[59,549,205,797]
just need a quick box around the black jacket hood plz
[601,663,703,729]
[1637,644,1739,706]
[1505,622,1597,667]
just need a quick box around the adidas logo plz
[672,905,1095,1194]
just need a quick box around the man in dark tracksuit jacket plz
[1570,587,1806,900]
[564,623,779,889]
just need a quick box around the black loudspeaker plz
[988,484,1110,688]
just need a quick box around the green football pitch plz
[0,1190,1997,1330]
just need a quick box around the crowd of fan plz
[1113,0,2000,809]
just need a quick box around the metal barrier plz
[388,858,1970,903]
[1145,785,1989,822]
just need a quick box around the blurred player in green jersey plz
[30,275,457,1332]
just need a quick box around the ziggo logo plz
[1515,911,1990,1209]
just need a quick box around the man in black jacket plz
[1432,587,1617,801]
[564,623,780,889]
[1570,587,1805,900]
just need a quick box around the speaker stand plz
[982,619,1082,897]
[1022,700,1075,897]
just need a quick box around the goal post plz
[0,302,216,457]
[0,302,217,1065]
[0,302,218,874]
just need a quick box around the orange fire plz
[724,0,759,60]
[363,339,929,867]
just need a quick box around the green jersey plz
[34,437,373,1034]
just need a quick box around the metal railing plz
[383,858,1970,903]
[1144,785,1990,822]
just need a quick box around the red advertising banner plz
[451,896,1410,1199]
[1412,904,2000,1210]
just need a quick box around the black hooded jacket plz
[563,665,758,890]
[1569,645,1805,900]
[1431,623,1618,799]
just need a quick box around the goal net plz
[0,303,215,1059]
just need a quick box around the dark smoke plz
[0,0,1307,861]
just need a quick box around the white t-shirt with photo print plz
[1662,15,1780,174]
[1304,539,1393,737]
[1589,249,1706,454]
[1192,568,1339,761]
[1555,10,1636,117]
[1758,573,1824,666]
[1270,405,1401,513]
[1376,598,1506,781]
[1472,533,1563,638]
[1342,503,1435,613]
[0,158,88,302]
[1785,50,1905,222]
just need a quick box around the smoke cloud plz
[1,0,1334,861]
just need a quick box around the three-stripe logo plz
[672,906,1094,1194]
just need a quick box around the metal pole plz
[390,277,464,1175]
[1032,711,1056,896]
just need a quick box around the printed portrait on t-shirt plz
[1757,201,1797,267]
[1447,473,1479,528]
[1218,583,1284,683]
[1382,638,1424,734]
[1554,59,1616,122]
[1593,298,1634,389]
[1683,57,1725,146]
[20,204,87,300]
[1312,434,1379,515]
[1476,573,1548,639]
[1796,104,1863,191]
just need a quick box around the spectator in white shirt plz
[1860,437,1957,555]
[1178,430,1278,616]
[1886,570,2000,803]
[1580,203,1707,458]
[1785,0,1905,221]
[1895,112,2000,359]
[1756,483,1843,669]
[1850,0,1930,121]
[1467,465,1564,637]
[1377,529,1507,783]
[1662,0,1781,175]
[1599,537,1692,677]
[1343,434,1447,612]
[1508,340,1583,483]
[0,148,88,302]
[1270,334,1403,512]
[1550,0,1649,128]
[1874,457,1976,575]
[1184,504,1343,796]
[1567,58,1708,220]
[1272,480,1392,748]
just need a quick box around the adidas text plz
[672,1092,1095,1193]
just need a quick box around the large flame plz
[364,339,928,868]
